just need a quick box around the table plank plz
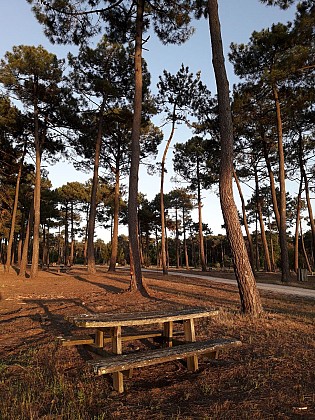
[68,308,219,328]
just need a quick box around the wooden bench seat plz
[59,330,184,347]
[89,337,242,392]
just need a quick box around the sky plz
[0,0,297,241]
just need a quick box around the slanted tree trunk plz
[160,106,177,275]
[87,100,105,274]
[207,0,262,316]
[272,85,290,282]
[128,0,147,294]
[298,131,315,269]
[233,169,255,270]
[300,220,312,273]
[5,142,27,272]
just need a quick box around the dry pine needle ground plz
[0,267,314,419]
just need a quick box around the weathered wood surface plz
[59,330,185,347]
[68,308,219,328]
[58,335,95,346]
[89,338,242,375]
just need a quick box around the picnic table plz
[61,308,241,393]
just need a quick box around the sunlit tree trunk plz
[207,0,262,316]
[87,101,105,274]
[128,0,147,294]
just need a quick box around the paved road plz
[142,268,315,300]
[169,271,315,299]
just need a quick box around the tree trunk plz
[207,0,262,316]
[87,101,105,274]
[262,140,281,230]
[70,202,74,266]
[233,169,255,271]
[183,207,190,269]
[254,168,272,272]
[128,0,147,294]
[64,202,69,265]
[175,208,180,268]
[109,168,120,272]
[160,106,177,275]
[300,220,312,273]
[19,201,34,278]
[298,132,315,269]
[272,85,290,282]
[5,142,27,272]
[197,160,207,271]
[30,81,41,279]
[294,178,303,273]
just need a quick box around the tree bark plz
[254,168,272,272]
[197,159,207,271]
[108,167,120,272]
[87,101,105,274]
[262,140,281,230]
[294,178,303,273]
[233,169,255,271]
[128,0,146,293]
[298,132,315,269]
[207,0,262,316]
[160,105,176,275]
[272,85,290,282]
[300,220,312,273]
[19,201,34,278]
[5,142,27,272]
[183,207,190,269]
[30,78,41,279]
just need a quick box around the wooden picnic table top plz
[67,308,219,328]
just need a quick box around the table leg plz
[183,318,198,371]
[163,321,173,347]
[95,329,104,348]
[111,326,124,393]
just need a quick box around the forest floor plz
[0,266,314,419]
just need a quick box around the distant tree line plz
[0,0,313,316]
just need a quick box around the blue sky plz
[0,0,297,239]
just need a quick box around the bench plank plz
[68,308,219,328]
[90,338,242,375]
[59,330,184,347]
